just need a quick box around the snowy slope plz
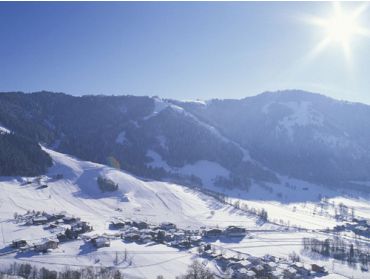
[0,148,266,242]
[0,148,369,278]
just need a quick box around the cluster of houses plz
[12,237,59,253]
[333,218,370,238]
[109,218,247,249]
[201,245,327,279]
[11,211,93,253]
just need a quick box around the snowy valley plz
[0,90,370,278]
[0,147,369,278]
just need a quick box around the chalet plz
[263,261,277,275]
[210,250,223,259]
[283,267,297,278]
[50,212,66,221]
[251,264,265,278]
[34,238,59,252]
[71,221,93,234]
[124,232,141,242]
[173,231,186,241]
[63,216,80,224]
[232,268,256,279]
[141,229,157,237]
[32,216,48,225]
[132,221,149,230]
[292,262,310,277]
[55,219,64,224]
[203,228,223,238]
[247,256,262,265]
[11,239,27,249]
[160,222,176,231]
[245,270,256,279]
[56,232,68,242]
[49,223,58,229]
[92,236,110,248]
[111,218,126,229]
[311,264,326,274]
[270,268,284,279]
[140,234,152,244]
[224,226,246,237]
[189,235,202,246]
[262,254,276,262]
[227,259,251,271]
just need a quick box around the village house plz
[160,222,177,231]
[311,264,326,274]
[71,221,93,234]
[283,267,297,278]
[34,238,59,252]
[251,264,266,278]
[270,268,284,279]
[139,234,152,244]
[292,262,310,277]
[132,221,149,230]
[11,239,27,249]
[63,216,80,224]
[227,259,251,271]
[203,228,223,238]
[92,236,110,248]
[32,216,48,225]
[56,232,68,242]
[224,226,246,237]
[232,267,256,279]
[110,218,126,229]
[124,232,141,242]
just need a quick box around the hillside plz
[173,90,370,187]
[0,148,369,278]
[0,91,276,190]
[0,127,51,176]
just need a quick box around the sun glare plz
[307,2,370,61]
[325,9,358,44]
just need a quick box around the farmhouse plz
[34,238,59,252]
[132,220,149,229]
[63,216,80,224]
[203,228,223,238]
[71,221,93,234]
[160,222,177,231]
[11,239,27,249]
[111,218,126,229]
[232,267,256,279]
[283,267,297,278]
[224,226,246,237]
[311,264,326,274]
[32,216,48,225]
[92,236,110,248]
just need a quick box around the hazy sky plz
[1,2,370,103]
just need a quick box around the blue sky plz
[1,2,370,103]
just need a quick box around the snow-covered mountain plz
[174,90,370,188]
[1,88,370,277]
[0,92,276,190]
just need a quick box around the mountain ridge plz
[1,89,370,192]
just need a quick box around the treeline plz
[0,133,52,176]
[0,262,123,279]
[302,237,369,268]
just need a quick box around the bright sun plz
[325,8,359,44]
[307,2,369,60]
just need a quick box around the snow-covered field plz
[0,148,369,278]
